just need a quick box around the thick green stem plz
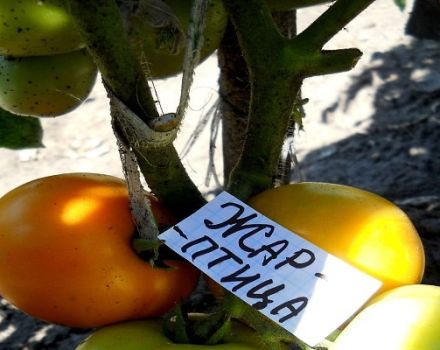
[223,0,286,73]
[135,145,206,219]
[224,0,368,201]
[223,0,300,200]
[215,0,375,347]
[294,0,376,50]
[66,0,157,122]
[66,0,205,218]
[227,76,302,200]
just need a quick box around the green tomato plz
[130,0,227,78]
[76,318,287,350]
[332,285,440,350]
[0,0,84,57]
[0,50,97,117]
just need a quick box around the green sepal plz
[162,304,190,344]
[204,317,231,345]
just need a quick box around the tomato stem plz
[65,0,206,218]
[223,0,373,200]
[214,0,376,346]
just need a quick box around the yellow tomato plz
[248,182,425,294]
[0,173,200,328]
[331,284,440,350]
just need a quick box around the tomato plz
[0,0,84,57]
[248,182,425,295]
[130,0,227,78]
[332,284,440,350]
[0,49,97,117]
[0,173,200,328]
[76,316,288,350]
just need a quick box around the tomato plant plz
[332,284,440,349]
[0,1,432,349]
[130,0,227,78]
[76,316,289,350]
[0,0,84,57]
[0,173,200,328]
[0,50,97,117]
[248,182,425,294]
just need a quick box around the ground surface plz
[0,0,439,348]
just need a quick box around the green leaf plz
[394,0,406,11]
[0,108,43,150]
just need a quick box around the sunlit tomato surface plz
[131,0,227,78]
[248,182,425,294]
[76,317,289,350]
[0,173,200,328]
[332,284,440,350]
[0,0,84,56]
[0,50,97,117]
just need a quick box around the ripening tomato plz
[248,182,425,295]
[0,0,84,56]
[76,316,289,350]
[0,49,97,117]
[0,173,200,328]
[130,0,227,78]
[332,284,440,350]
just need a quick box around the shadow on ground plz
[300,39,440,285]
[0,299,88,350]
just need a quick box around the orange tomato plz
[0,173,199,328]
[248,182,425,295]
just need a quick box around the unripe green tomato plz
[0,50,97,117]
[131,0,227,78]
[0,0,84,57]
[332,284,440,350]
[76,316,289,350]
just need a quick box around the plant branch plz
[304,48,363,76]
[66,0,206,218]
[223,0,301,200]
[135,145,207,219]
[294,0,376,50]
[216,0,376,346]
[65,0,157,122]
[223,0,287,74]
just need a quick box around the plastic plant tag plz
[159,191,382,346]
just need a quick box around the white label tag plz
[159,192,382,346]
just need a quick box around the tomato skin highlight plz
[331,284,440,350]
[0,173,200,328]
[0,0,84,57]
[76,317,288,350]
[248,182,425,295]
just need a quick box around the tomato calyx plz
[162,308,233,346]
[133,238,188,269]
